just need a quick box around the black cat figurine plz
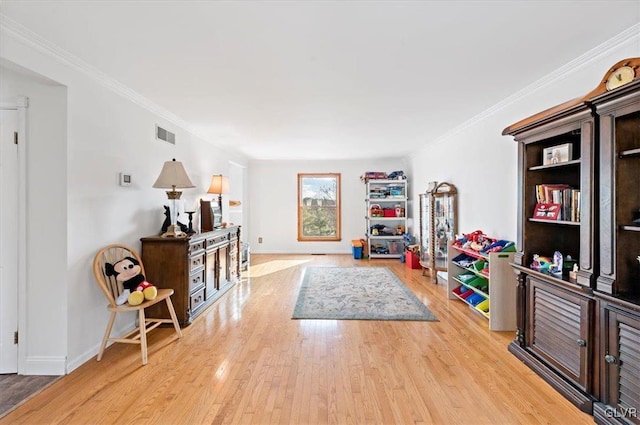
[161,205,190,234]
[160,205,171,234]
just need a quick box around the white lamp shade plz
[153,158,195,189]
[207,175,229,195]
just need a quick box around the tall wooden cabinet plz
[591,69,640,424]
[418,182,457,281]
[503,58,640,421]
[141,226,241,326]
[504,100,598,412]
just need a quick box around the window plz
[298,173,341,241]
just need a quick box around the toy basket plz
[370,204,383,217]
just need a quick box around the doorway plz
[0,98,27,375]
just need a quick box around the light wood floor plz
[2,254,593,425]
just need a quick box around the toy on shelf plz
[452,230,514,254]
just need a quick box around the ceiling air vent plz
[155,125,175,144]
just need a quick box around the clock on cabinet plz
[605,64,635,91]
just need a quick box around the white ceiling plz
[1,1,639,160]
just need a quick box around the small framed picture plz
[543,143,572,165]
[533,203,561,220]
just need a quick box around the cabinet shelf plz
[452,260,490,279]
[529,218,581,226]
[452,275,489,298]
[528,159,581,171]
[366,197,407,202]
[618,147,640,159]
[450,246,488,260]
[370,253,402,259]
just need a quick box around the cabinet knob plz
[576,339,587,347]
[604,354,617,364]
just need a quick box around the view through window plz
[297,173,341,241]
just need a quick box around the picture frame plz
[200,199,222,232]
[533,203,561,221]
[542,143,572,165]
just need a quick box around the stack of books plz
[533,184,581,222]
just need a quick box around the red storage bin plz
[405,251,421,269]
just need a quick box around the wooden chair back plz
[93,244,146,307]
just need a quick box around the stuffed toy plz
[105,257,158,306]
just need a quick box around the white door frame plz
[1,96,28,374]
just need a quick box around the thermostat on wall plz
[119,172,132,186]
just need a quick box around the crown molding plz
[0,14,251,159]
[427,22,640,147]
[0,14,199,135]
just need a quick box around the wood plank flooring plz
[1,254,593,424]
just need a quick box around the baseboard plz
[66,321,137,373]
[22,356,66,376]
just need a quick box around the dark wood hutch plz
[503,58,640,424]
[141,225,241,326]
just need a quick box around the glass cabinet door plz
[419,193,431,266]
[433,183,457,269]
[419,182,457,281]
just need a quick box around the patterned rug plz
[292,267,438,321]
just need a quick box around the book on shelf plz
[534,184,580,222]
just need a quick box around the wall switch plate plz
[119,172,132,186]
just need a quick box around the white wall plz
[248,159,407,254]
[1,32,249,373]
[408,40,640,244]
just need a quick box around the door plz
[602,306,640,421]
[205,247,219,300]
[526,275,593,392]
[0,109,19,373]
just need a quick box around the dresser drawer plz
[189,239,205,253]
[190,253,204,271]
[189,269,205,293]
[190,287,205,312]
[207,235,228,249]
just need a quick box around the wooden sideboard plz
[141,226,241,326]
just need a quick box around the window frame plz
[297,173,341,242]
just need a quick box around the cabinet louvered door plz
[526,276,593,391]
[603,307,640,424]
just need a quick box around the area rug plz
[292,267,438,321]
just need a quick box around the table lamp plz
[153,158,195,237]
[207,174,230,226]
